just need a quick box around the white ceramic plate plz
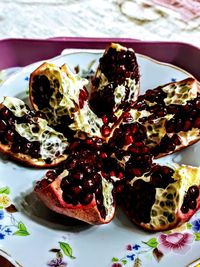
[0,52,200,267]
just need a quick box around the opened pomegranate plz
[0,97,68,167]
[109,78,200,164]
[124,163,200,231]
[29,62,104,140]
[90,43,140,121]
[34,141,124,224]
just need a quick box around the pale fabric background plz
[0,0,199,47]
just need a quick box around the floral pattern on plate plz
[111,211,200,266]
[0,186,30,239]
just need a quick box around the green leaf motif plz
[121,259,127,265]
[13,230,30,236]
[59,242,76,259]
[186,223,192,229]
[0,186,10,195]
[194,233,200,241]
[112,257,119,262]
[18,222,27,231]
[145,238,158,248]
[13,221,30,236]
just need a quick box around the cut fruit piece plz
[0,97,68,167]
[89,43,140,120]
[29,62,104,140]
[34,142,122,224]
[109,78,200,165]
[124,163,200,231]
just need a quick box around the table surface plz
[0,0,199,48]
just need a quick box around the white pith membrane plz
[2,96,68,161]
[92,43,139,117]
[122,78,200,151]
[101,175,114,219]
[129,164,200,229]
[30,63,104,139]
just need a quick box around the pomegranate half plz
[124,163,200,231]
[0,97,68,167]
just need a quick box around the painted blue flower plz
[132,244,140,250]
[5,228,12,235]
[192,219,200,232]
[171,78,177,82]
[0,210,4,220]
[47,257,67,267]
[24,76,29,81]
[0,232,5,239]
[126,254,135,261]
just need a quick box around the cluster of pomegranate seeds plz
[181,185,200,213]
[78,86,89,109]
[0,106,42,159]
[124,165,175,224]
[90,44,139,118]
[31,75,54,110]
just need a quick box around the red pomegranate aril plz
[194,117,200,128]
[188,199,197,210]
[130,168,142,177]
[72,172,84,181]
[83,179,96,192]
[0,107,10,119]
[183,119,192,131]
[79,98,84,109]
[101,125,111,137]
[0,119,7,132]
[69,185,82,196]
[181,204,189,214]
[129,146,140,154]
[46,170,57,180]
[79,88,88,101]
[80,193,94,205]
[102,115,108,125]
[118,172,124,179]
[124,135,134,145]
[188,186,199,199]
[195,99,200,109]
[5,130,15,142]
[100,152,107,159]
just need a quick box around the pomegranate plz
[110,78,200,165]
[124,163,200,231]
[90,43,140,121]
[29,62,104,140]
[0,97,68,167]
[34,141,124,224]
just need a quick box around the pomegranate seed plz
[46,170,57,180]
[131,124,138,134]
[70,185,82,196]
[194,117,200,128]
[118,172,124,179]
[124,135,133,145]
[0,119,7,132]
[188,186,199,199]
[183,119,192,131]
[81,193,93,205]
[86,139,93,145]
[102,115,108,124]
[130,168,142,177]
[100,152,107,159]
[135,141,143,147]
[101,125,111,137]
[73,172,83,181]
[79,98,84,109]
[129,146,140,154]
[110,171,116,177]
[5,130,15,142]
[79,89,88,101]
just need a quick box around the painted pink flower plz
[158,232,194,255]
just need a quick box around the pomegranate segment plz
[34,142,124,224]
[0,97,68,167]
[124,164,200,231]
[29,62,104,139]
[110,78,200,162]
[89,43,140,120]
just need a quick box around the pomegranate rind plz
[90,42,140,119]
[35,175,115,225]
[0,97,69,168]
[125,164,200,232]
